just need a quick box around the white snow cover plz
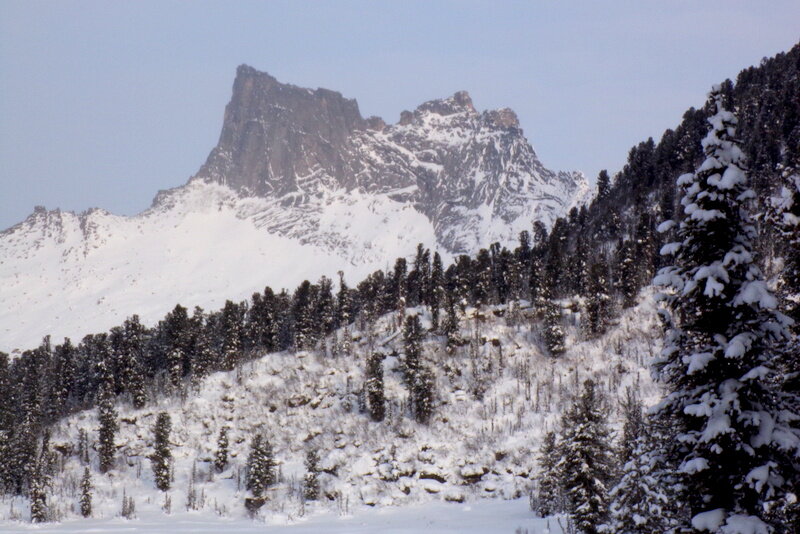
[0,499,564,533]
[0,181,443,354]
[0,293,663,528]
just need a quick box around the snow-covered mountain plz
[0,65,587,353]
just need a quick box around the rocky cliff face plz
[196,65,367,198]
[193,65,587,253]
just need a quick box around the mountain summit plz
[0,66,586,351]
[192,65,587,252]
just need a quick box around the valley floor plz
[0,498,561,533]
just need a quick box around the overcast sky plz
[1,1,798,230]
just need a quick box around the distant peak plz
[483,108,520,130]
[452,90,475,111]
[415,91,477,117]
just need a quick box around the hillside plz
[0,294,661,524]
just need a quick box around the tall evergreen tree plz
[653,87,800,533]
[596,169,611,204]
[214,426,229,473]
[430,252,445,331]
[190,311,216,388]
[0,351,13,435]
[79,467,92,518]
[403,315,423,387]
[616,239,640,309]
[365,352,386,422]
[557,379,614,534]
[583,258,611,338]
[542,299,566,357]
[29,467,47,523]
[245,433,275,498]
[402,315,434,424]
[535,431,563,517]
[220,300,243,369]
[336,271,352,328]
[151,412,172,491]
[604,420,670,534]
[121,317,146,409]
[618,388,645,461]
[411,368,434,425]
[442,295,460,354]
[97,384,117,474]
[303,449,320,501]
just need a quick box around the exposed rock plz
[193,65,587,253]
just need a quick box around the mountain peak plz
[194,65,365,197]
[414,90,476,117]
[191,66,584,252]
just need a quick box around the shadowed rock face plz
[196,65,367,197]
[194,65,586,253]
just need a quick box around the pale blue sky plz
[1,1,798,230]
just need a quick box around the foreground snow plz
[0,499,563,533]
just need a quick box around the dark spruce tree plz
[596,169,611,205]
[303,449,320,501]
[365,352,385,422]
[151,412,172,492]
[29,468,47,522]
[411,368,434,425]
[403,315,423,387]
[220,300,244,370]
[534,431,563,517]
[214,426,229,473]
[97,384,117,474]
[246,433,275,499]
[542,299,566,357]
[121,317,147,409]
[442,295,460,353]
[616,239,640,309]
[653,87,800,533]
[604,420,670,534]
[557,379,614,534]
[430,252,445,331]
[79,466,92,518]
[583,258,612,338]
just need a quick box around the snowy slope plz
[0,181,441,353]
[0,295,662,525]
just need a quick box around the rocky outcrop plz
[195,65,367,198]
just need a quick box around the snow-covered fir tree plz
[214,426,229,473]
[604,426,670,534]
[583,258,612,338]
[97,384,117,474]
[534,431,562,517]
[557,379,614,534]
[542,299,566,357]
[403,315,422,387]
[245,433,275,499]
[303,449,320,501]
[79,466,92,518]
[604,393,670,534]
[365,352,386,422]
[653,86,800,533]
[151,412,172,492]
[220,300,243,370]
